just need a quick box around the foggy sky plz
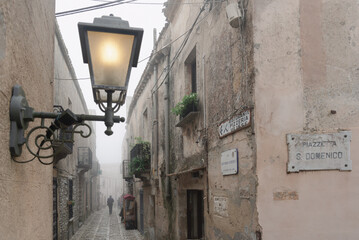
[56,0,166,164]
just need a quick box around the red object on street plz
[123,194,137,229]
[123,194,135,200]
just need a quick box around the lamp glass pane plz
[95,89,121,103]
[87,31,134,88]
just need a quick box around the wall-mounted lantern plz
[9,15,143,164]
[78,15,143,135]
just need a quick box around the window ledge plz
[175,111,199,127]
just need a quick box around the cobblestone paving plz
[71,208,143,240]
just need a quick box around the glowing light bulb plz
[101,41,120,64]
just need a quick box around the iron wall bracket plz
[9,85,34,156]
[9,85,125,159]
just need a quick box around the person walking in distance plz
[107,195,114,215]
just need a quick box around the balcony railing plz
[123,160,131,180]
[53,126,74,163]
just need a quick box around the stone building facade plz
[124,0,257,239]
[54,23,100,240]
[0,1,55,239]
[124,0,359,239]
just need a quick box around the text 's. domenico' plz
[287,132,351,173]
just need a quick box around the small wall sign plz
[287,131,351,172]
[218,109,251,138]
[213,196,229,217]
[221,149,238,175]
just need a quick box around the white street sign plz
[218,109,250,138]
[287,132,351,172]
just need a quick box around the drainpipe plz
[152,29,159,240]
[202,54,210,214]
[164,48,171,198]
[152,28,159,177]
[202,55,206,129]
[153,64,159,176]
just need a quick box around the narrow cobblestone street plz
[71,208,143,240]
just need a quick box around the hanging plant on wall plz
[171,93,199,118]
[129,137,151,176]
[129,156,148,175]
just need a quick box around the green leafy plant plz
[135,137,149,146]
[129,156,149,175]
[129,137,151,176]
[171,93,199,118]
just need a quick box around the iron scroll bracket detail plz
[9,85,124,164]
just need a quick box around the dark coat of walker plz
[107,196,114,214]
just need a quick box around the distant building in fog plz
[100,163,122,208]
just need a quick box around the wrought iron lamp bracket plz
[10,85,34,157]
[9,85,125,160]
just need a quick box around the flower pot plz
[180,102,197,119]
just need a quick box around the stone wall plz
[0,1,55,239]
[165,1,258,239]
[125,1,258,239]
[125,0,359,239]
[58,177,69,240]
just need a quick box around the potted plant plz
[129,156,150,177]
[171,93,199,118]
[129,137,151,177]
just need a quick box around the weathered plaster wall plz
[0,1,55,239]
[124,20,174,237]
[204,4,258,240]
[175,173,206,240]
[254,0,359,239]
[126,0,259,239]
[166,1,258,239]
[126,57,161,237]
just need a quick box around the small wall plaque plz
[287,131,351,173]
[213,196,229,217]
[221,149,238,175]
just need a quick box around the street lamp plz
[9,15,143,163]
[78,15,143,135]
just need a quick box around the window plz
[142,108,148,138]
[185,47,197,93]
[187,190,204,239]
[190,58,197,93]
[69,179,73,219]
